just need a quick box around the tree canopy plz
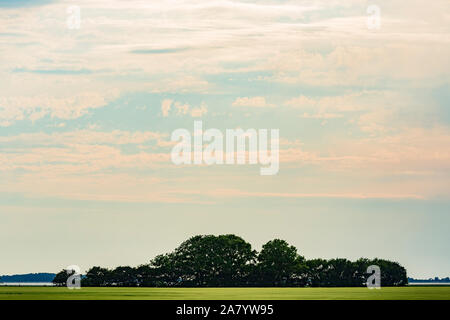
[54,234,408,287]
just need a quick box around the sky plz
[0,0,449,278]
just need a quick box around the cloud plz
[284,91,422,125]
[190,102,208,117]
[0,0,55,8]
[279,126,450,174]
[161,99,172,117]
[284,93,366,120]
[180,189,425,200]
[232,96,274,108]
[299,112,343,119]
[0,130,167,146]
[175,102,189,115]
[0,129,173,178]
[285,94,366,112]
[0,92,112,125]
[269,44,450,86]
[130,48,189,54]
[161,100,208,117]
[13,68,93,75]
[0,120,12,127]
[150,76,210,93]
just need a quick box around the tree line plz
[53,234,408,287]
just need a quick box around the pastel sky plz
[0,0,449,278]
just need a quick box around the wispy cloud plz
[12,68,93,75]
[232,96,274,108]
[0,0,55,8]
[130,47,189,54]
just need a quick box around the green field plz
[0,287,449,300]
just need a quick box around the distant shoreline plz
[0,282,55,286]
[408,282,450,286]
[1,282,449,287]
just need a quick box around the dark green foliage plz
[109,266,138,287]
[52,270,70,286]
[306,258,357,287]
[256,239,307,286]
[81,267,111,287]
[79,234,408,287]
[151,235,256,287]
[355,258,408,286]
[52,268,79,286]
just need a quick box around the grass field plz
[0,287,449,300]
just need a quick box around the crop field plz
[0,287,449,300]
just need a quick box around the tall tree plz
[323,258,355,286]
[305,258,329,287]
[110,266,138,287]
[135,264,159,287]
[170,234,256,286]
[82,266,111,287]
[53,269,70,287]
[150,253,180,287]
[73,235,409,288]
[257,239,306,286]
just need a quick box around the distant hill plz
[408,277,450,283]
[0,273,55,283]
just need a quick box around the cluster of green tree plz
[53,235,408,287]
